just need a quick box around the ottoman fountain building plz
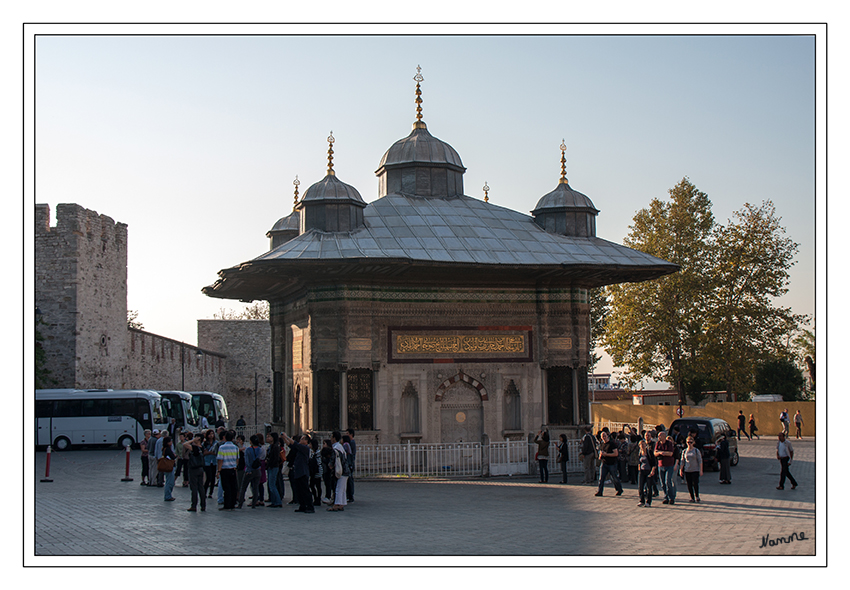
[204,69,678,443]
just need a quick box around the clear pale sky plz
[33,29,818,381]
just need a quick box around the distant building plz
[632,389,731,406]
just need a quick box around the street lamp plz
[254,372,272,427]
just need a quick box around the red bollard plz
[121,444,134,482]
[40,446,54,483]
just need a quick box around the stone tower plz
[35,203,129,388]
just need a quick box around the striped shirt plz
[217,441,239,469]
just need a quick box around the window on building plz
[316,370,340,431]
[547,367,574,425]
[504,379,521,430]
[401,381,420,433]
[347,368,374,431]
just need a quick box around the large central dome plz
[375,122,466,198]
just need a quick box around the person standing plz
[776,433,798,490]
[185,433,206,512]
[202,430,218,499]
[680,436,703,502]
[216,430,239,510]
[346,428,357,502]
[748,414,760,440]
[148,429,161,487]
[329,431,350,512]
[717,433,732,484]
[282,432,314,513]
[160,436,177,502]
[265,432,283,508]
[556,434,570,484]
[737,410,751,440]
[636,440,655,507]
[594,431,623,497]
[794,410,804,439]
[654,431,678,505]
[174,431,190,487]
[237,434,263,509]
[139,429,151,486]
[153,429,165,487]
[580,426,597,485]
[309,438,324,506]
[320,439,336,505]
[534,429,550,483]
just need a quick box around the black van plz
[667,417,739,471]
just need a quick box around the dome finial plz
[483,181,490,203]
[327,131,336,176]
[413,65,426,129]
[559,139,569,185]
[292,175,300,210]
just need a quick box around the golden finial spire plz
[327,131,336,176]
[483,181,490,203]
[559,139,569,185]
[413,65,426,129]
[292,175,300,210]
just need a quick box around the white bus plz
[157,390,199,431]
[189,391,230,429]
[36,389,168,450]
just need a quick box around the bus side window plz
[81,399,110,416]
[135,399,152,429]
[110,399,135,418]
[55,400,82,417]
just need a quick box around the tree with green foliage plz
[754,358,806,401]
[702,201,804,396]
[602,179,805,402]
[601,177,714,402]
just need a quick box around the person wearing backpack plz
[237,434,263,509]
[185,433,207,512]
[579,426,597,484]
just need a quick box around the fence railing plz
[351,439,587,479]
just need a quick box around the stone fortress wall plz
[198,320,272,427]
[35,204,269,424]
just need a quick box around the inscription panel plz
[388,326,533,364]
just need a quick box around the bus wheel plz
[53,436,71,451]
[117,435,134,449]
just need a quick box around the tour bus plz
[36,389,168,450]
[157,390,199,431]
[189,391,230,428]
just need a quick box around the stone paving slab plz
[29,437,821,564]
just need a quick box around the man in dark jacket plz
[281,432,314,514]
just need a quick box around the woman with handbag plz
[160,436,177,502]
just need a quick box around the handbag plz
[157,457,175,472]
[334,449,344,478]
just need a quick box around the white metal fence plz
[351,439,587,479]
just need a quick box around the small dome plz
[301,173,365,204]
[377,125,465,172]
[268,210,300,234]
[532,182,598,213]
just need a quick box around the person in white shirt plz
[776,433,798,490]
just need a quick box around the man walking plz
[779,409,791,436]
[580,426,597,484]
[594,431,623,497]
[776,432,798,490]
[654,430,678,505]
[794,410,804,439]
[737,410,751,440]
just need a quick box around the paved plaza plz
[30,437,820,564]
